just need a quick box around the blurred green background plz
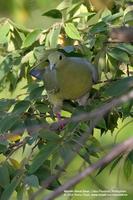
[0,0,61,29]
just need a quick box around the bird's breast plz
[56,65,92,100]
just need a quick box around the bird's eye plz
[59,55,62,60]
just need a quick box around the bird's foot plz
[56,112,65,129]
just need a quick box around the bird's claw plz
[56,112,65,130]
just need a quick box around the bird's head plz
[48,51,65,71]
[30,51,66,80]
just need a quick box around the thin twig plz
[105,41,133,44]
[30,90,133,200]
[94,78,122,84]
[127,65,130,77]
[0,90,133,142]
[5,140,25,161]
[30,119,98,200]
[44,137,133,200]
[50,90,133,130]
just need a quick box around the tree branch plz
[30,119,98,200]
[44,137,133,200]
[1,90,133,142]
[30,90,133,200]
[50,90,133,130]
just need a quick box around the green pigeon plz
[30,51,98,119]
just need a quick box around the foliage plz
[0,0,133,199]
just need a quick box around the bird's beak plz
[49,63,56,71]
[30,68,45,80]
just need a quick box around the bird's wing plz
[44,67,60,94]
[69,57,99,83]
[87,60,99,83]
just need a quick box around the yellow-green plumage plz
[30,51,98,113]
[56,58,92,99]
[45,51,98,112]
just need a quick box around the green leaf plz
[9,28,23,50]
[123,157,132,180]
[128,150,133,163]
[74,12,95,18]
[24,175,39,188]
[50,152,60,173]
[12,100,31,114]
[17,186,24,200]
[106,54,118,74]
[57,0,70,10]
[0,163,10,188]
[0,23,10,44]
[29,86,44,100]
[108,48,130,64]
[67,2,83,17]
[87,10,102,26]
[104,77,133,97]
[96,165,106,175]
[101,8,111,20]
[39,130,60,142]
[1,171,23,200]
[0,56,13,81]
[0,99,14,112]
[60,144,74,162]
[116,44,133,55]
[42,9,62,19]
[121,101,133,117]
[35,102,50,113]
[0,115,19,133]
[9,20,29,34]
[45,31,51,48]
[49,25,61,48]
[22,29,42,48]
[24,117,42,136]
[103,12,123,23]
[90,22,107,34]
[34,162,61,190]
[124,11,133,25]
[65,122,79,133]
[0,143,8,153]
[29,143,58,173]
[9,120,24,135]
[110,155,122,173]
[105,111,119,133]
[65,23,81,40]
[94,50,107,77]
[79,148,91,164]
[97,118,106,129]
